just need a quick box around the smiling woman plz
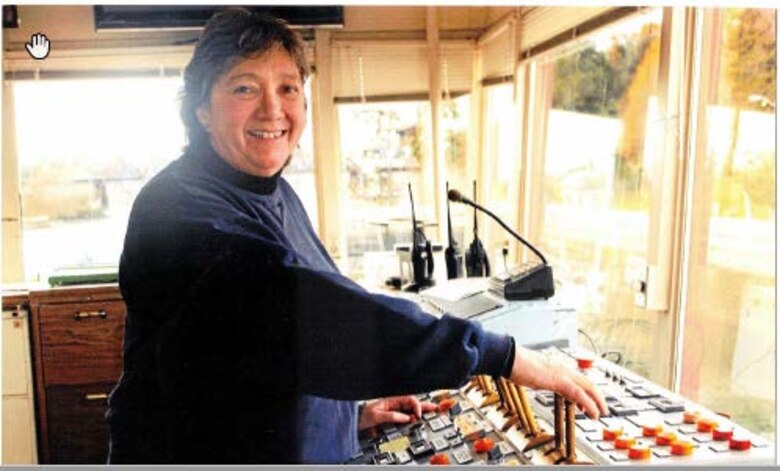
[195,48,307,177]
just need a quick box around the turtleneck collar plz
[186,140,283,195]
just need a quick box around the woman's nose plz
[256,89,283,118]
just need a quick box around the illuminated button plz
[712,427,733,441]
[656,432,678,446]
[429,453,450,465]
[429,417,446,432]
[642,425,663,437]
[696,419,718,433]
[615,437,636,450]
[603,428,623,441]
[431,437,449,452]
[393,450,412,464]
[439,398,457,413]
[683,411,700,424]
[670,440,694,456]
[452,447,473,465]
[628,445,651,460]
[474,438,495,453]
[497,441,514,456]
[729,437,751,451]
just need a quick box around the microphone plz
[448,186,554,300]
[448,189,547,265]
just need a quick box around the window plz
[481,83,516,272]
[14,77,185,281]
[529,9,666,380]
[442,93,471,252]
[337,100,434,281]
[679,8,775,442]
[284,78,319,232]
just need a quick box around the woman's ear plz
[196,106,211,132]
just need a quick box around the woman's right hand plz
[508,345,609,420]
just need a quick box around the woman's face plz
[196,46,306,177]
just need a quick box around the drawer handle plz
[85,393,109,401]
[73,310,107,320]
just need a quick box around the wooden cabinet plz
[27,285,125,464]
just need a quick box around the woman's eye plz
[232,85,255,95]
[283,85,300,95]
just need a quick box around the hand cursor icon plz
[25,33,51,60]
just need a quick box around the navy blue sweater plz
[106,143,514,464]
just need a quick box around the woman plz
[106,8,606,464]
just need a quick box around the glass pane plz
[442,93,471,254]
[338,101,434,282]
[680,8,775,442]
[284,77,319,232]
[534,9,665,381]
[482,84,515,273]
[14,78,184,281]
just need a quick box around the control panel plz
[349,346,774,465]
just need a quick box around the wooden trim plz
[29,284,121,307]
[518,6,644,61]
[334,90,469,104]
[29,301,50,463]
[481,75,514,87]
[4,68,182,81]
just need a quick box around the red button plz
[696,419,718,433]
[603,428,623,441]
[729,437,751,451]
[438,398,457,413]
[683,411,700,424]
[656,432,677,446]
[430,453,450,465]
[671,440,694,456]
[642,424,663,437]
[474,437,495,453]
[628,445,651,460]
[615,437,636,449]
[576,356,595,369]
[713,427,733,441]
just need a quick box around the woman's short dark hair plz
[180,7,310,149]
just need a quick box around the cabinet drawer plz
[39,300,125,385]
[46,382,114,464]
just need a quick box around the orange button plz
[713,427,733,441]
[683,411,700,424]
[656,432,678,446]
[438,398,457,413]
[615,437,636,449]
[671,440,694,456]
[642,424,663,437]
[474,437,495,453]
[603,428,623,441]
[628,445,651,460]
[696,419,718,433]
[430,453,450,465]
[729,437,751,451]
